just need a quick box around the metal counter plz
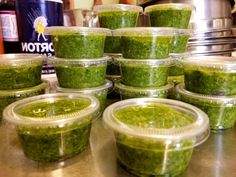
[0,119,236,177]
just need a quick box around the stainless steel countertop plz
[0,119,236,177]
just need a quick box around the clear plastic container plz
[45,27,111,59]
[182,56,236,96]
[0,54,44,90]
[113,27,175,59]
[49,56,109,89]
[3,93,100,162]
[0,81,47,121]
[171,29,190,53]
[115,80,174,99]
[94,4,143,30]
[117,57,173,87]
[56,79,112,112]
[103,98,209,176]
[105,53,121,76]
[176,83,236,130]
[145,3,193,29]
[169,53,188,76]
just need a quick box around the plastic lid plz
[3,93,100,127]
[116,57,174,67]
[173,29,191,36]
[145,3,194,13]
[0,54,45,66]
[93,4,143,13]
[115,81,174,95]
[113,27,176,37]
[56,79,113,94]
[176,83,236,105]
[103,98,209,148]
[48,56,110,66]
[45,26,111,36]
[0,81,47,97]
[182,56,236,72]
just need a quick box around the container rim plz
[0,54,45,64]
[3,93,100,127]
[93,4,143,13]
[145,3,195,13]
[103,98,209,147]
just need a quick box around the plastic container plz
[45,27,111,59]
[182,56,236,96]
[169,53,187,76]
[0,81,47,121]
[115,81,174,99]
[176,83,236,130]
[113,27,174,59]
[171,29,190,53]
[49,56,109,89]
[56,79,112,112]
[103,98,209,176]
[94,4,143,30]
[145,3,193,29]
[106,53,121,76]
[0,54,44,90]
[117,58,173,87]
[3,93,100,162]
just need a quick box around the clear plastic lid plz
[3,93,100,127]
[0,54,44,66]
[116,57,174,67]
[93,4,143,13]
[56,79,113,94]
[115,81,174,95]
[48,56,110,66]
[0,81,47,97]
[113,27,176,37]
[45,26,111,36]
[145,3,194,13]
[182,56,236,72]
[173,29,191,36]
[176,83,236,105]
[103,98,209,147]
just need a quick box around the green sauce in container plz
[145,3,193,29]
[103,98,209,176]
[3,93,100,162]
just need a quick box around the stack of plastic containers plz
[45,27,112,112]
[145,3,193,85]
[94,4,143,85]
[113,27,174,99]
[0,54,47,121]
[175,56,236,131]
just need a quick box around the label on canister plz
[15,0,64,74]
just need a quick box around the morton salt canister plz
[15,0,64,74]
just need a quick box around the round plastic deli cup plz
[49,56,110,89]
[45,27,111,59]
[3,93,100,162]
[0,54,44,90]
[115,80,174,99]
[0,81,47,121]
[113,27,175,59]
[176,83,236,130]
[171,29,190,53]
[103,98,209,177]
[145,3,194,29]
[117,57,173,87]
[56,79,112,112]
[105,53,121,76]
[169,53,189,76]
[182,56,236,96]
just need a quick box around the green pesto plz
[51,34,106,59]
[120,64,169,87]
[184,66,236,96]
[168,75,184,86]
[98,11,139,29]
[0,63,42,90]
[121,36,173,59]
[119,90,168,100]
[16,98,92,162]
[169,65,183,76]
[114,103,194,176]
[55,65,107,89]
[104,36,122,53]
[148,7,192,28]
[171,34,189,53]
[179,94,236,130]
[93,90,108,112]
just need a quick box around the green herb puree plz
[114,103,195,176]
[16,98,92,162]
[184,66,236,96]
[104,36,122,53]
[171,34,189,53]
